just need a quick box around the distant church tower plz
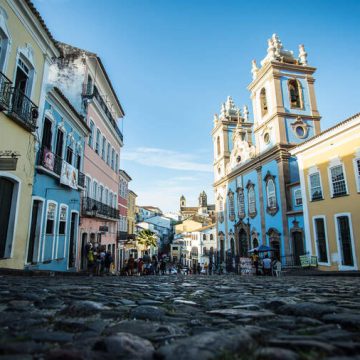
[249,34,321,153]
[198,191,207,207]
[180,195,186,208]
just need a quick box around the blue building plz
[212,34,321,266]
[26,87,89,271]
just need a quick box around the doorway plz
[238,229,248,257]
[68,212,78,269]
[0,177,14,258]
[27,200,43,263]
[80,233,88,270]
[292,231,304,266]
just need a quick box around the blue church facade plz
[212,35,321,266]
[26,87,89,272]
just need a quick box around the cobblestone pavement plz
[0,275,360,360]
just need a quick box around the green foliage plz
[137,229,157,248]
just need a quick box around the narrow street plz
[0,275,359,359]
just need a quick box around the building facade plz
[27,87,89,271]
[291,114,360,271]
[213,35,321,266]
[0,0,58,269]
[127,190,137,236]
[47,43,124,270]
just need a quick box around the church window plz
[217,136,220,156]
[330,164,347,197]
[288,79,302,109]
[309,172,323,201]
[264,172,278,215]
[260,88,268,117]
[294,189,302,206]
[228,190,235,221]
[246,183,256,218]
[237,187,245,219]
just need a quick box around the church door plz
[292,231,304,266]
[239,229,248,257]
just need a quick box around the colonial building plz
[48,43,125,269]
[179,191,215,220]
[136,206,162,222]
[213,34,321,266]
[291,113,360,271]
[0,0,59,269]
[127,190,137,237]
[27,87,89,271]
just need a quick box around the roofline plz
[192,223,216,232]
[290,112,360,155]
[128,190,137,197]
[119,169,132,182]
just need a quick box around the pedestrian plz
[192,263,196,275]
[204,262,208,275]
[252,250,260,276]
[137,258,144,276]
[104,250,113,274]
[262,254,272,276]
[87,246,95,276]
[160,259,166,275]
[143,251,151,275]
[128,254,135,276]
[151,255,158,275]
[197,263,201,275]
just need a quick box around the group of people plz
[121,252,167,276]
[85,242,114,276]
[251,251,282,276]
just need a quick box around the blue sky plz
[34,0,360,212]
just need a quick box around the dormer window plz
[260,88,268,117]
[288,79,302,108]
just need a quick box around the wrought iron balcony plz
[82,84,123,142]
[37,146,62,176]
[7,87,38,132]
[82,196,119,220]
[0,71,12,111]
[117,231,128,241]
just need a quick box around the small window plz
[115,154,119,173]
[93,181,97,199]
[217,136,220,156]
[309,172,323,201]
[228,190,235,221]
[294,189,302,206]
[210,234,214,241]
[99,185,104,202]
[288,79,302,108]
[237,188,245,219]
[86,75,93,95]
[264,132,270,144]
[330,165,347,197]
[58,206,67,235]
[203,234,206,241]
[248,186,256,215]
[55,129,64,158]
[46,203,56,235]
[111,149,115,169]
[107,143,111,165]
[76,154,81,171]
[260,88,268,117]
[85,176,91,197]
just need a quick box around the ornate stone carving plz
[298,44,308,66]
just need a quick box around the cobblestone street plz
[0,275,360,359]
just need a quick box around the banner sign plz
[240,257,253,275]
[60,161,78,189]
[300,255,310,267]
[310,256,318,267]
[43,148,54,171]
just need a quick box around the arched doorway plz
[292,231,304,266]
[230,238,235,256]
[239,229,248,257]
[267,228,281,261]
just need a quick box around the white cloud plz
[122,147,212,172]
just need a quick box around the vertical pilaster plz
[256,166,266,243]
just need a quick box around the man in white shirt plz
[262,255,272,276]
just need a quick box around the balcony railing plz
[82,196,119,220]
[82,84,123,142]
[37,146,62,176]
[7,87,38,132]
[117,231,128,241]
[0,71,12,111]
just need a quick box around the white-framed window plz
[0,6,11,72]
[334,213,356,269]
[266,179,276,208]
[294,189,302,206]
[309,172,323,201]
[88,120,94,147]
[353,157,360,192]
[111,148,115,169]
[329,164,347,197]
[260,87,268,117]
[203,234,206,241]
[58,205,68,236]
[237,187,245,219]
[312,216,329,264]
[104,188,108,205]
[95,129,101,154]
[248,186,256,215]
[228,190,235,221]
[46,202,57,235]
[85,176,91,197]
[113,193,117,209]
[115,154,119,173]
[101,136,106,160]
[98,185,104,202]
[92,181,97,200]
[107,143,111,165]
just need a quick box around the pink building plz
[48,43,124,270]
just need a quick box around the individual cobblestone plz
[0,275,359,359]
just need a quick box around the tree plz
[137,229,157,249]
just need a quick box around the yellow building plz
[127,190,137,236]
[291,113,360,271]
[0,0,59,268]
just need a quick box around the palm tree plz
[137,229,157,250]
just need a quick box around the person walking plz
[104,250,113,274]
[252,250,260,276]
[197,263,201,275]
[128,254,135,276]
[262,254,272,276]
[160,259,166,275]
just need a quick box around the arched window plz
[237,187,245,219]
[228,190,235,221]
[246,182,256,217]
[217,136,220,156]
[230,238,235,255]
[203,234,206,241]
[210,234,214,241]
[260,88,268,117]
[253,238,259,248]
[288,79,302,108]
[267,179,276,208]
